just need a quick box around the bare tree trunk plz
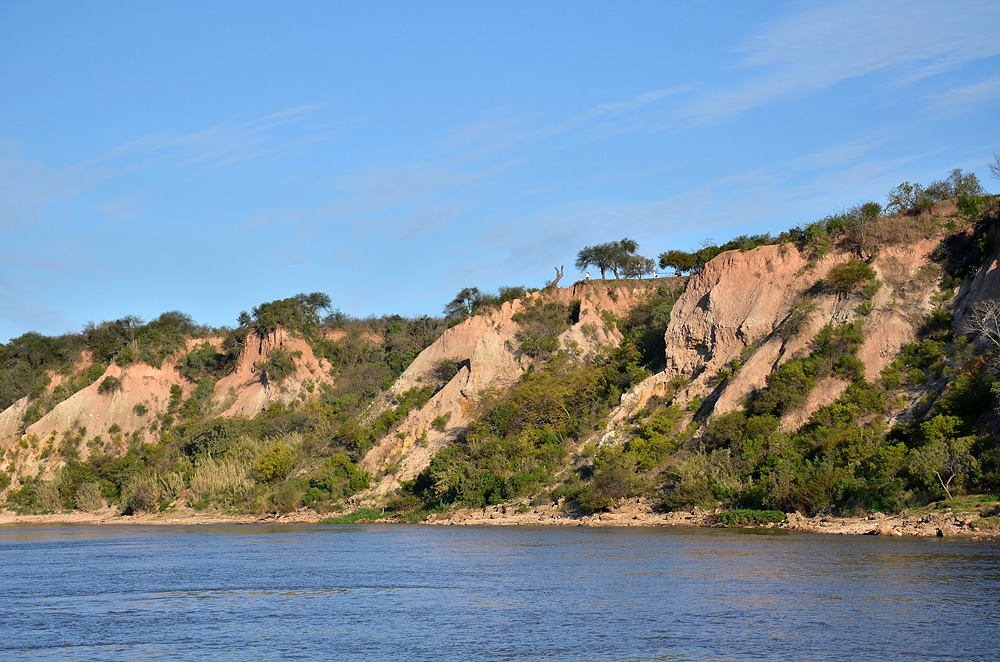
[935,470,954,500]
[548,265,564,289]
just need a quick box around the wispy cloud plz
[679,0,1000,122]
[788,137,887,171]
[926,74,1000,112]
[1,106,341,230]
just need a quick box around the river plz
[1,525,997,661]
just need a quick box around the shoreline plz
[1,501,995,539]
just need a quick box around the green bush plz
[827,259,877,294]
[432,412,452,431]
[271,478,308,514]
[307,454,370,501]
[180,342,231,381]
[261,348,299,384]
[254,443,296,482]
[513,300,572,358]
[862,279,882,299]
[318,507,385,524]
[713,509,785,527]
[578,447,643,513]
[97,376,122,396]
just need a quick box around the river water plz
[0,525,997,661]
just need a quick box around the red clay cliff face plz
[0,327,332,484]
[360,280,668,494]
[613,237,941,431]
[211,327,332,418]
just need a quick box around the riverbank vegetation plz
[2,165,1000,523]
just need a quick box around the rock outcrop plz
[612,237,941,430]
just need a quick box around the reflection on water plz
[1,525,998,661]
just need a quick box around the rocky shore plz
[2,500,996,539]
[424,501,997,539]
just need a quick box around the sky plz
[2,1,1000,342]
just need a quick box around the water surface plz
[1,525,996,661]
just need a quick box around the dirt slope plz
[211,328,332,417]
[1,327,332,485]
[613,237,941,430]
[360,280,666,494]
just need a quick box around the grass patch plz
[970,517,1000,532]
[318,507,387,524]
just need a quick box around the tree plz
[575,238,641,280]
[658,249,697,275]
[885,182,925,215]
[240,292,332,339]
[909,415,978,500]
[991,153,1000,181]
[444,287,490,319]
[959,299,1000,370]
[575,244,614,280]
[621,255,655,278]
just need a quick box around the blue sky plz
[2,1,1000,342]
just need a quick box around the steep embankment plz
[360,280,671,494]
[611,238,941,431]
[210,328,333,418]
[0,327,332,484]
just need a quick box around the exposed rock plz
[0,396,30,443]
[613,238,939,428]
[212,327,332,418]
[361,280,667,491]
[1,326,331,486]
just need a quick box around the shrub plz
[513,300,572,358]
[780,297,818,339]
[862,279,882,299]
[120,472,162,514]
[97,376,122,396]
[432,412,452,431]
[827,259,876,294]
[271,478,308,514]
[261,348,298,384]
[254,443,296,482]
[180,342,230,381]
[713,509,785,527]
[74,482,106,511]
[319,507,386,524]
[432,358,462,385]
[132,403,148,416]
[578,447,642,513]
[307,454,370,501]
[834,355,866,381]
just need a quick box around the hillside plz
[3,169,1000,532]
